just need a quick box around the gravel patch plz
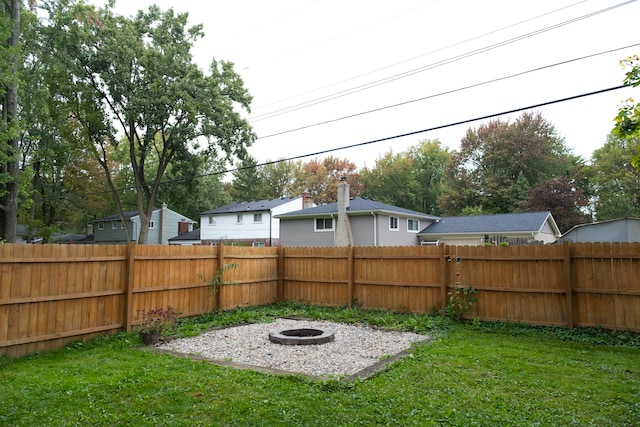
[155,318,429,379]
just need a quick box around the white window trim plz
[111,221,118,230]
[149,220,156,229]
[98,222,104,230]
[252,241,265,247]
[208,216,216,226]
[236,214,243,224]
[253,213,263,223]
[389,216,399,231]
[407,219,419,232]
[314,217,334,232]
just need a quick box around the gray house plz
[92,203,195,244]
[276,180,440,247]
[556,217,640,243]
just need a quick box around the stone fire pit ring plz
[269,328,335,345]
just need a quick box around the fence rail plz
[1,242,639,357]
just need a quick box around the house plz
[276,179,440,247]
[197,195,314,246]
[168,228,202,246]
[417,211,561,246]
[92,203,195,244]
[556,217,640,243]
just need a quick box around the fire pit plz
[269,328,335,345]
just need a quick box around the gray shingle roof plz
[276,197,439,220]
[418,211,553,235]
[94,211,141,222]
[201,197,301,215]
[168,228,201,242]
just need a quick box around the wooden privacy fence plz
[0,243,279,358]
[1,242,639,357]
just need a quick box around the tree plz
[520,177,589,233]
[294,156,362,205]
[61,3,254,243]
[613,54,640,168]
[260,158,303,199]
[590,134,640,221]
[156,156,230,222]
[0,0,21,242]
[229,155,268,202]
[360,140,450,214]
[438,112,574,215]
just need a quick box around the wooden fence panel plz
[571,242,640,330]
[130,245,219,325]
[283,247,350,306]
[448,245,566,326]
[0,244,128,358]
[353,246,441,312]
[219,246,279,310]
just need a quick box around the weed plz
[446,285,478,321]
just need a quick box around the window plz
[208,216,216,225]
[111,221,118,230]
[149,220,156,229]
[252,241,265,247]
[407,219,419,232]
[120,222,125,229]
[236,214,243,224]
[98,222,104,230]
[389,216,399,230]
[315,217,333,231]
[253,213,263,223]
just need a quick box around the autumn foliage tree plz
[294,156,362,205]
[520,177,589,232]
[438,112,579,219]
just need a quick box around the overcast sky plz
[95,0,639,170]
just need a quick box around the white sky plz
[96,0,639,170]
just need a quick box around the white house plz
[198,195,314,246]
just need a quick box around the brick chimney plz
[178,221,190,235]
[302,191,313,209]
[335,177,354,246]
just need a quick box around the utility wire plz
[66,84,630,200]
[252,0,588,111]
[250,0,634,122]
[256,43,640,140]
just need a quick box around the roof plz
[94,211,140,222]
[201,197,301,215]
[93,206,196,223]
[276,197,440,220]
[418,211,558,235]
[168,228,201,242]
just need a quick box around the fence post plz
[216,242,225,311]
[124,242,136,332]
[439,244,448,318]
[277,246,284,302]
[347,246,354,308]
[563,243,574,330]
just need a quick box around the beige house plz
[417,211,561,246]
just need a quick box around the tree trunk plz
[1,0,21,243]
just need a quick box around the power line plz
[65,84,630,200]
[250,0,634,122]
[256,43,640,140]
[252,0,589,112]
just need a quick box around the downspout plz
[371,211,377,246]
[269,212,272,246]
[331,214,335,242]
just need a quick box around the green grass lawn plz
[1,304,639,426]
